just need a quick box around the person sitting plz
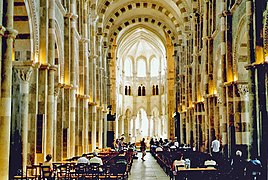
[173,153,185,171]
[89,152,103,166]
[155,146,163,152]
[43,154,53,170]
[246,156,262,179]
[204,159,217,168]
[77,154,90,164]
[42,154,53,179]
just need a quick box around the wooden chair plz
[40,165,53,180]
[13,165,39,180]
[56,164,70,179]
[85,163,101,179]
[71,163,87,179]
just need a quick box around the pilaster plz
[13,62,33,173]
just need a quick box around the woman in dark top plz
[140,138,147,161]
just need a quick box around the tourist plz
[173,153,185,171]
[43,154,53,170]
[140,138,147,161]
[230,150,246,179]
[89,152,103,165]
[77,154,90,164]
[211,136,220,160]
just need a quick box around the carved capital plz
[217,96,223,104]
[0,25,6,36]
[5,28,18,39]
[14,66,33,82]
[54,83,64,96]
[49,64,58,71]
[70,14,78,21]
[237,84,249,98]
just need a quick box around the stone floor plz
[128,152,169,180]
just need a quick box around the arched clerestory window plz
[128,86,131,95]
[138,86,141,96]
[142,86,146,96]
[124,58,132,76]
[125,86,128,95]
[137,59,146,77]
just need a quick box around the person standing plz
[230,150,246,179]
[211,136,220,161]
[140,138,147,161]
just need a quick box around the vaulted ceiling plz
[95,0,198,48]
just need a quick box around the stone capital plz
[237,84,249,97]
[70,14,78,21]
[5,28,18,39]
[54,85,61,97]
[0,25,6,36]
[80,38,90,43]
[89,101,97,106]
[40,63,51,70]
[65,12,73,18]
[223,10,232,17]
[49,64,58,71]
[63,84,73,89]
[14,66,33,82]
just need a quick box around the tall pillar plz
[102,49,108,147]
[132,116,137,138]
[103,108,108,147]
[0,0,17,178]
[245,0,257,158]
[46,0,56,156]
[219,0,228,154]
[81,0,90,153]
[98,107,103,148]
[13,64,33,173]
[54,84,63,161]
[70,12,78,157]
[91,104,97,151]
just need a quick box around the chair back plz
[41,165,52,178]
[57,164,70,178]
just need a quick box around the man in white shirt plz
[89,152,103,165]
[211,137,220,160]
[77,154,90,164]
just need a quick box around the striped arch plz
[97,1,192,41]
[233,15,247,80]
[25,0,40,59]
[105,17,176,47]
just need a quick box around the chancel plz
[0,0,267,179]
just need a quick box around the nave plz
[129,152,169,180]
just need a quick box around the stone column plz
[81,37,90,153]
[237,84,250,145]
[91,104,97,151]
[102,48,108,147]
[0,0,17,178]
[132,116,137,138]
[70,12,78,157]
[46,0,56,156]
[54,84,63,161]
[81,0,90,153]
[98,107,103,148]
[245,0,258,158]
[13,64,33,173]
[103,108,108,147]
